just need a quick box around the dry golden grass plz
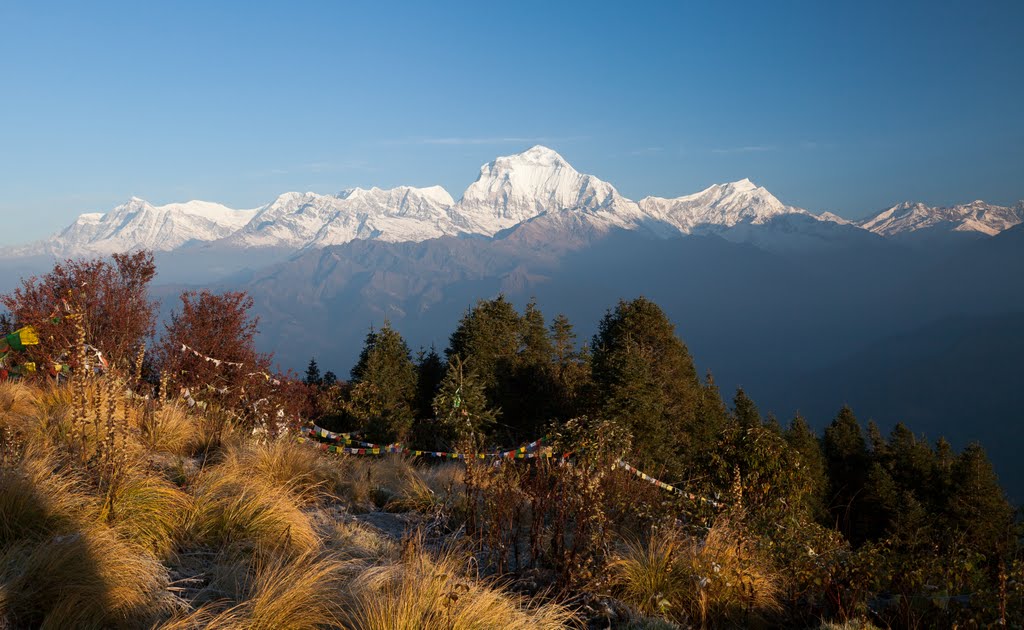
[220,439,342,504]
[610,516,781,628]
[333,455,376,508]
[340,536,577,630]
[0,454,171,628]
[0,452,96,546]
[157,551,347,630]
[0,381,38,434]
[0,525,171,629]
[325,519,398,563]
[188,462,320,556]
[609,525,689,619]
[101,465,193,557]
[139,402,197,456]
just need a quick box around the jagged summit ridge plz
[451,145,626,234]
[860,200,1024,237]
[227,185,459,249]
[10,145,1021,257]
[44,197,257,255]
[639,179,807,234]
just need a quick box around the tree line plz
[2,252,1019,623]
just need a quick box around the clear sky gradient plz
[1,1,1022,244]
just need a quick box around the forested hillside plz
[1,253,1020,628]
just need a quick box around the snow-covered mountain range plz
[858,200,1024,238]
[6,146,1021,258]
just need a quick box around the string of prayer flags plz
[0,326,40,353]
[179,343,245,368]
[615,460,724,507]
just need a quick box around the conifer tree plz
[414,345,445,420]
[505,299,559,438]
[785,414,829,521]
[347,322,417,444]
[946,443,1015,557]
[446,295,522,393]
[732,387,761,428]
[591,297,702,480]
[304,357,322,387]
[432,355,498,444]
[823,406,870,542]
[549,313,593,422]
[322,370,337,387]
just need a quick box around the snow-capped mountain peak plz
[860,200,1024,237]
[43,197,257,255]
[451,145,623,234]
[638,178,807,234]
[229,185,460,250]
[11,147,1020,260]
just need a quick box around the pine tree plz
[946,443,1015,556]
[347,322,417,444]
[549,313,593,422]
[322,370,337,387]
[732,387,761,428]
[446,295,522,393]
[505,299,559,438]
[591,297,702,480]
[432,355,498,444]
[304,357,322,387]
[414,345,445,420]
[446,295,523,437]
[519,299,552,366]
[785,414,829,521]
[823,406,870,542]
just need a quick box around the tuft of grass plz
[325,519,398,563]
[334,456,376,509]
[609,525,689,620]
[0,453,95,546]
[219,439,339,503]
[101,466,193,557]
[0,517,170,628]
[0,381,39,434]
[340,535,578,630]
[610,516,781,627]
[156,552,347,630]
[188,463,319,557]
[139,402,197,456]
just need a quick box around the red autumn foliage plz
[0,251,158,373]
[154,289,286,427]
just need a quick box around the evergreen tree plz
[549,314,593,422]
[823,406,871,542]
[446,295,522,393]
[785,414,829,521]
[732,387,761,428]
[347,322,417,444]
[946,443,1015,557]
[591,297,702,480]
[506,299,558,438]
[432,355,498,444]
[887,422,935,499]
[304,357,322,387]
[519,299,553,366]
[414,345,445,420]
[446,295,523,437]
[322,370,337,387]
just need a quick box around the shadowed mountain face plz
[182,215,1020,499]
[2,146,1020,499]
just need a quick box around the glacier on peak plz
[17,144,1018,259]
[638,178,811,234]
[42,197,258,255]
[860,199,1024,237]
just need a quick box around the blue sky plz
[1,1,1022,244]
